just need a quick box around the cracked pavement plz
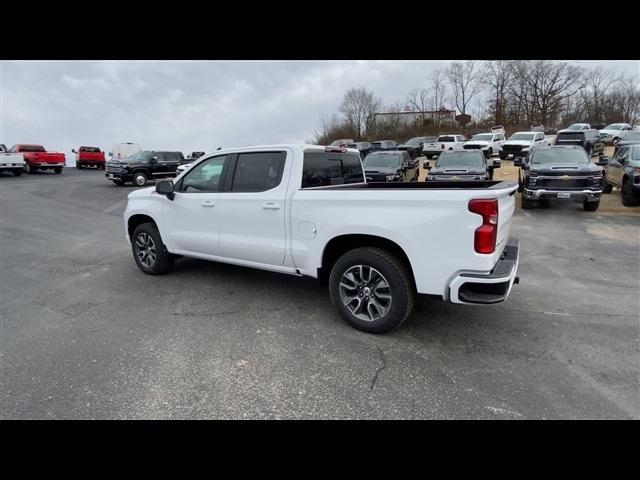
[1,168,639,419]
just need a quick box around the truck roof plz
[210,144,361,156]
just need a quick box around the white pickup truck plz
[499,131,550,162]
[124,145,520,333]
[422,135,467,159]
[0,144,25,176]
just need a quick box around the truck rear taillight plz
[468,198,498,254]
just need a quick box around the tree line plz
[313,60,640,144]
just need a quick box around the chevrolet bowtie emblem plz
[560,175,571,180]
[452,176,459,179]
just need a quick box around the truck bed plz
[303,180,516,190]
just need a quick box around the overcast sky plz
[1,60,638,163]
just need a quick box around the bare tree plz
[578,67,612,122]
[406,88,430,121]
[339,87,381,138]
[482,61,512,125]
[446,61,484,116]
[429,69,447,127]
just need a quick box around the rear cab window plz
[438,136,455,142]
[302,151,364,188]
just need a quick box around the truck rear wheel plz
[26,164,37,174]
[77,164,83,170]
[12,169,22,176]
[328,247,414,334]
[583,200,600,211]
[131,223,174,275]
[54,167,62,174]
[621,179,640,206]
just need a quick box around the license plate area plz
[557,192,571,199]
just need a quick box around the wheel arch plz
[318,234,416,289]
[127,213,159,240]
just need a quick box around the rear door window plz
[231,151,286,192]
[302,152,364,188]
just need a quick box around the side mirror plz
[513,158,523,167]
[156,180,175,200]
[596,156,609,166]
[71,149,77,154]
[108,152,113,156]
[426,166,432,171]
[424,161,430,169]
[150,156,158,164]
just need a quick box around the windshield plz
[530,148,589,166]
[604,124,624,130]
[567,124,587,130]
[471,134,494,141]
[509,133,536,141]
[80,147,100,153]
[435,152,485,169]
[406,137,424,145]
[363,153,403,169]
[127,151,153,162]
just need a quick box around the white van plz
[109,142,141,162]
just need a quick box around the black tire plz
[328,247,415,334]
[583,200,600,212]
[12,169,22,176]
[53,167,62,174]
[602,180,613,194]
[621,179,640,207]
[521,195,534,209]
[112,179,125,186]
[132,171,148,187]
[131,223,174,275]
[77,163,83,170]
[26,164,37,174]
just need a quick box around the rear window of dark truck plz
[557,132,585,141]
[80,147,101,153]
[302,152,364,188]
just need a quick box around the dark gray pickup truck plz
[518,145,608,211]
[426,150,500,181]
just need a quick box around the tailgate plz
[494,186,516,261]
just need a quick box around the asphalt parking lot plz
[1,167,639,419]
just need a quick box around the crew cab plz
[106,150,182,186]
[72,146,106,169]
[362,150,419,182]
[427,150,500,181]
[602,143,640,206]
[518,145,607,211]
[463,132,506,158]
[396,136,434,159]
[124,144,520,334]
[500,131,549,162]
[0,144,25,176]
[9,144,65,174]
[554,129,605,157]
[422,134,467,159]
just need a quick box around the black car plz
[346,142,373,158]
[369,140,398,152]
[396,136,434,159]
[613,130,640,155]
[554,129,605,157]
[518,145,607,211]
[105,150,183,186]
[426,150,498,181]
[362,150,419,182]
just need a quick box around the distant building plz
[374,109,457,126]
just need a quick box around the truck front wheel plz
[329,247,415,334]
[133,171,148,186]
[131,223,174,275]
[12,169,22,176]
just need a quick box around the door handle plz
[262,202,281,210]
[201,201,216,207]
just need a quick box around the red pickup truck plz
[72,146,106,169]
[10,144,66,174]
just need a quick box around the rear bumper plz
[32,162,64,167]
[523,188,602,201]
[448,238,520,305]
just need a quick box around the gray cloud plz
[1,60,638,164]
